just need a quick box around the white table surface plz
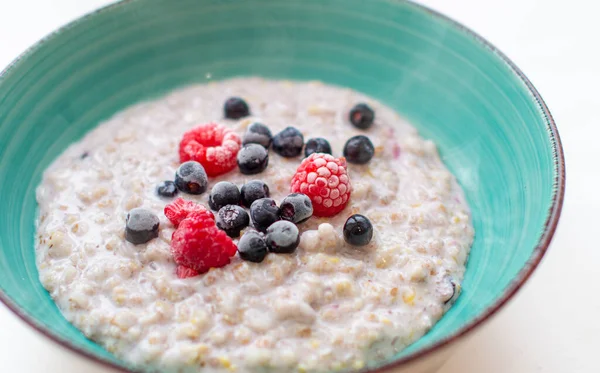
[0,0,596,372]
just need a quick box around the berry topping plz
[125,208,160,245]
[304,137,332,157]
[216,205,250,238]
[272,126,304,157]
[290,153,351,217]
[280,193,313,224]
[208,181,240,211]
[266,220,300,254]
[179,122,242,176]
[224,97,250,119]
[156,180,178,198]
[439,277,458,304]
[237,230,268,263]
[171,211,237,274]
[250,198,280,232]
[240,180,270,207]
[164,198,213,226]
[349,103,375,129]
[343,214,373,246]
[176,265,199,279]
[343,135,375,164]
[243,122,272,148]
[175,161,209,195]
[237,144,269,175]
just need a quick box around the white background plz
[0,0,596,372]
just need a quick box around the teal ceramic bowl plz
[0,0,564,372]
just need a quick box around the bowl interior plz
[0,0,560,371]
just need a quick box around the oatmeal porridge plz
[35,78,474,372]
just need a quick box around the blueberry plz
[266,221,300,254]
[224,97,250,119]
[216,205,250,238]
[80,151,89,159]
[125,208,159,245]
[156,180,178,198]
[272,126,304,157]
[349,103,375,129]
[240,180,270,207]
[237,230,268,263]
[440,277,458,304]
[237,144,269,175]
[208,182,240,211]
[243,122,272,148]
[280,193,313,224]
[250,198,280,232]
[343,214,373,246]
[304,137,332,157]
[175,161,208,195]
[343,135,375,164]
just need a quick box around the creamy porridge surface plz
[35,78,474,373]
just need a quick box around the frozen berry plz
[343,214,373,246]
[224,97,250,119]
[272,126,304,157]
[216,205,250,238]
[176,265,198,279]
[250,198,280,232]
[280,193,313,224]
[266,221,300,254]
[304,137,332,157]
[171,211,237,274]
[349,103,375,129]
[290,153,351,217]
[156,180,178,198]
[240,180,270,207]
[175,161,209,194]
[208,182,240,211]
[179,122,241,176]
[243,122,272,148]
[125,208,159,245]
[343,135,374,164]
[237,144,269,175]
[237,230,268,263]
[164,198,214,226]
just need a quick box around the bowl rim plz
[0,0,565,372]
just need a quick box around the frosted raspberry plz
[170,212,238,274]
[290,153,351,217]
[164,198,213,226]
[179,122,241,176]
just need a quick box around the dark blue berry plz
[80,151,89,159]
[343,135,375,164]
[349,103,375,129]
[175,161,208,194]
[250,198,280,232]
[125,208,159,245]
[266,221,300,254]
[156,180,178,198]
[343,214,373,246]
[442,278,458,304]
[238,230,268,263]
[240,180,270,207]
[208,182,240,211]
[216,205,250,238]
[272,127,304,157]
[243,122,272,148]
[237,144,269,175]
[224,97,250,119]
[304,137,332,157]
[280,193,313,224]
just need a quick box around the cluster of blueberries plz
[227,97,377,175]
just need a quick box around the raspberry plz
[290,153,351,217]
[176,265,198,279]
[179,122,241,176]
[171,212,238,274]
[164,198,214,226]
